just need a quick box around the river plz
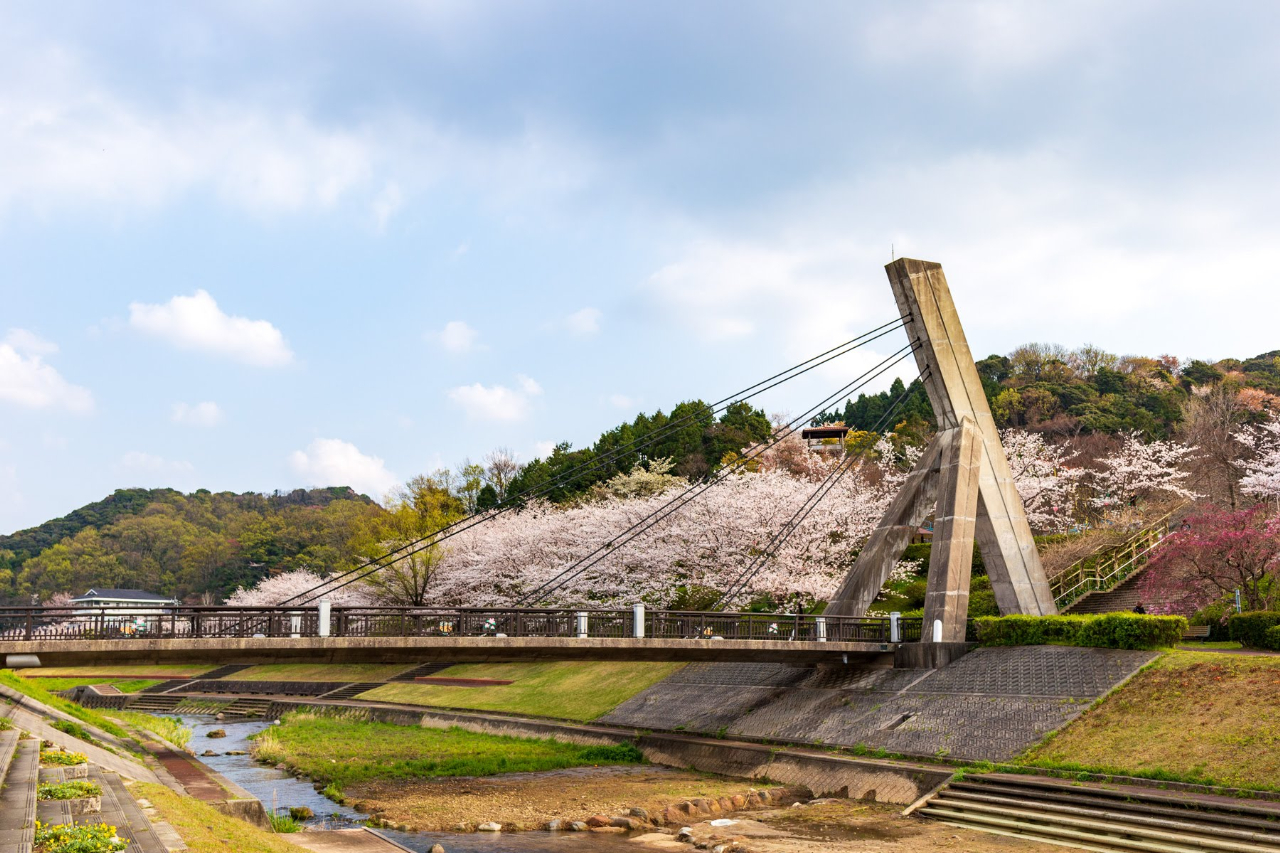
[175,715,647,853]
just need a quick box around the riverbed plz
[177,714,648,853]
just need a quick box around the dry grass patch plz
[358,661,686,720]
[1022,650,1280,790]
[230,663,412,682]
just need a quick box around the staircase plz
[127,694,184,713]
[199,664,253,680]
[0,726,36,852]
[389,662,454,682]
[1053,507,1185,614]
[318,683,376,701]
[920,773,1280,852]
[141,678,191,694]
[221,697,273,717]
[1068,571,1150,614]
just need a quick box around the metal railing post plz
[576,611,589,638]
[890,612,901,643]
[318,599,331,637]
[815,617,826,643]
[632,604,645,639]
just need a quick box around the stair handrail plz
[1050,503,1188,611]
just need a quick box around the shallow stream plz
[176,715,646,853]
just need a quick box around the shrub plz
[52,719,103,747]
[1228,612,1280,649]
[0,717,12,731]
[33,821,126,853]
[268,813,303,833]
[975,613,1185,650]
[1265,625,1280,652]
[38,780,102,800]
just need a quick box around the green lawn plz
[106,710,193,748]
[0,670,130,739]
[252,711,643,787]
[230,663,414,682]
[27,677,163,693]
[29,665,213,678]
[357,661,686,721]
[1020,650,1280,791]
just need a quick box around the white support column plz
[890,611,901,643]
[932,619,944,643]
[318,598,331,637]
[576,611,589,639]
[815,617,827,642]
[289,612,302,638]
[632,603,645,639]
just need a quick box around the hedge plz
[974,613,1186,650]
[1266,626,1280,652]
[1228,612,1280,649]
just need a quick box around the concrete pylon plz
[824,259,1057,637]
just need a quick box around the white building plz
[69,588,180,620]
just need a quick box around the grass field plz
[131,782,302,853]
[107,710,192,748]
[357,661,685,721]
[28,665,213,678]
[230,663,413,682]
[0,669,130,739]
[252,711,644,788]
[1021,650,1280,790]
[26,677,163,693]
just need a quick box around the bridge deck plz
[1,636,897,667]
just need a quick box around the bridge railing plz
[0,605,921,644]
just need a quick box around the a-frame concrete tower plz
[824,259,1057,638]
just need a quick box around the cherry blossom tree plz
[225,569,375,607]
[999,429,1084,532]
[1236,413,1280,504]
[1087,431,1198,511]
[427,439,910,610]
[1139,507,1280,614]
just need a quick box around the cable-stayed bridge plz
[2,259,1052,671]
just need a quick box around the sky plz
[2,1,1279,534]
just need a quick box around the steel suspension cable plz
[280,317,910,606]
[515,344,922,606]
[710,373,928,609]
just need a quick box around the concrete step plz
[318,683,376,701]
[222,698,272,717]
[199,664,253,680]
[920,774,1280,853]
[0,736,39,853]
[140,679,192,694]
[388,662,454,682]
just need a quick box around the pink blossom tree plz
[1087,431,1198,513]
[225,569,375,607]
[999,429,1084,533]
[428,440,909,610]
[1236,413,1280,505]
[1139,507,1280,614]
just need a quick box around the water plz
[176,715,647,852]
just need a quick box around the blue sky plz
[3,2,1279,533]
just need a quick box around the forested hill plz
[0,487,379,604]
[815,347,1280,438]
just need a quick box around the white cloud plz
[608,393,634,410]
[372,181,403,231]
[289,438,399,500]
[171,401,223,427]
[0,339,94,413]
[563,307,602,336]
[4,329,59,356]
[533,441,557,459]
[129,290,294,367]
[430,320,480,354]
[448,374,543,421]
[119,451,194,476]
